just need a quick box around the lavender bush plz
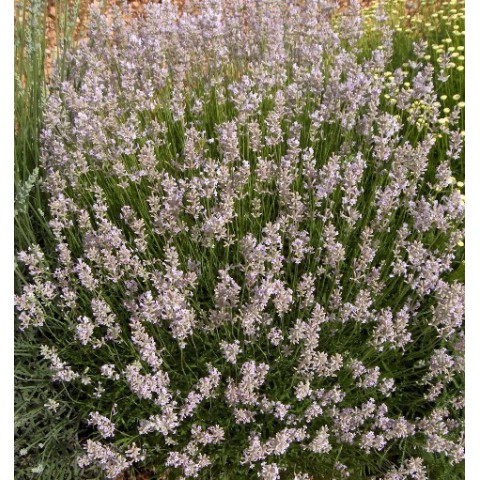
[15,0,465,478]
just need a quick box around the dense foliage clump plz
[15,0,465,478]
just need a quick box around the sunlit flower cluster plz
[15,0,464,478]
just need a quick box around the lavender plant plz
[15,1,95,478]
[15,0,465,478]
